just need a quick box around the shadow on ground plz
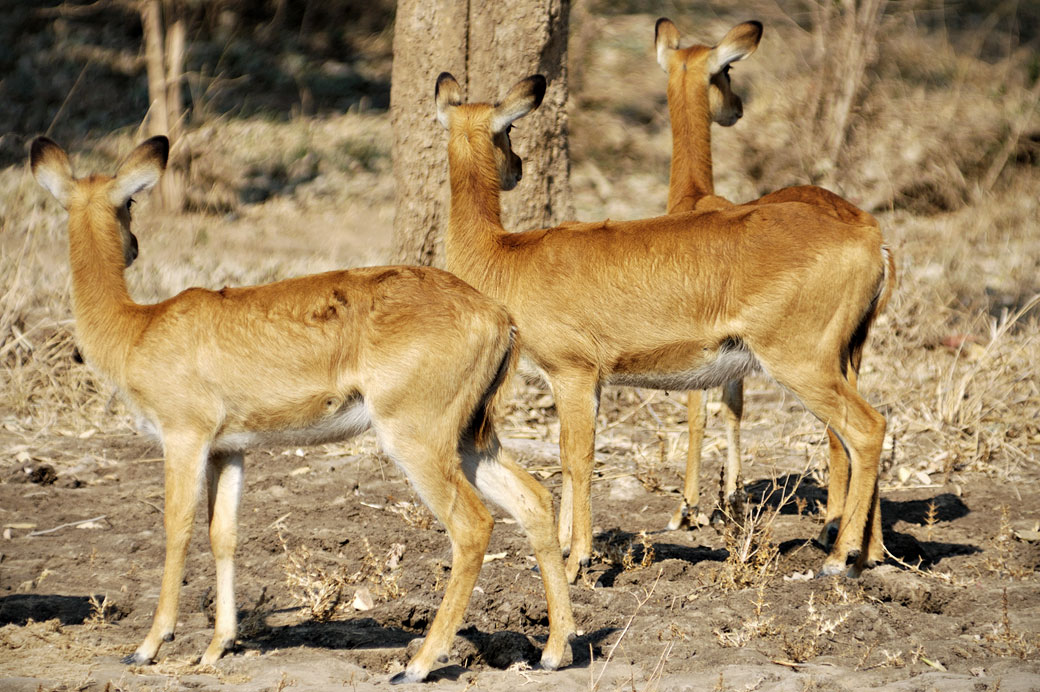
[0,593,118,626]
[242,616,613,673]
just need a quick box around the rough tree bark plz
[390,0,572,267]
[140,0,186,210]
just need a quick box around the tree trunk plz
[139,0,186,210]
[390,0,572,267]
[141,0,169,138]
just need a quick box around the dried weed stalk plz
[633,432,678,493]
[981,505,1033,580]
[86,593,115,628]
[924,500,938,541]
[937,295,1040,433]
[984,588,1040,659]
[280,533,349,621]
[713,582,777,648]
[350,536,405,602]
[714,476,801,590]
[588,569,663,692]
[779,592,851,663]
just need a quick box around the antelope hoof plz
[121,652,152,665]
[200,639,233,665]
[866,543,886,566]
[667,502,702,531]
[817,521,839,548]
[390,670,425,685]
[848,555,878,578]
[725,489,747,511]
[535,650,568,672]
[816,562,846,578]
[538,631,576,671]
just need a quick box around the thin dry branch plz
[29,516,108,536]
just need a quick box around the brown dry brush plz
[984,588,1040,660]
[0,196,120,432]
[731,0,1040,214]
[713,476,804,590]
[279,532,404,622]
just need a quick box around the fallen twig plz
[266,512,292,531]
[139,499,163,515]
[29,515,107,536]
[590,568,663,691]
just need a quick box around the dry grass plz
[585,528,655,585]
[712,474,806,590]
[280,532,349,621]
[85,594,115,628]
[279,531,404,622]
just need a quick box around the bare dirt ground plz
[3,2,1040,691]
[2,378,1039,692]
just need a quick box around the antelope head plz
[31,136,169,268]
[655,19,763,127]
[436,72,546,191]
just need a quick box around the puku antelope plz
[29,135,575,684]
[655,17,893,561]
[435,72,893,581]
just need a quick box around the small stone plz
[352,588,374,611]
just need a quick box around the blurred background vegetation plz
[0,0,395,168]
[2,0,1036,214]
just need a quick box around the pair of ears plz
[434,18,761,134]
[655,19,763,76]
[31,136,169,210]
[436,72,546,135]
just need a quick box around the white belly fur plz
[608,345,759,391]
[212,400,372,452]
[138,400,373,454]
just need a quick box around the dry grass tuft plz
[85,594,116,629]
[587,528,655,582]
[712,583,777,648]
[984,588,1040,660]
[350,536,405,603]
[713,477,801,590]
[778,592,852,663]
[980,505,1035,581]
[714,581,858,665]
[279,532,404,622]
[280,532,349,621]
[385,498,434,531]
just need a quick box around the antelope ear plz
[30,137,74,208]
[490,75,545,134]
[655,18,681,72]
[436,72,463,130]
[708,21,762,75]
[110,136,168,207]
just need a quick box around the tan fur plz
[657,19,896,561]
[30,136,575,682]
[436,73,890,581]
